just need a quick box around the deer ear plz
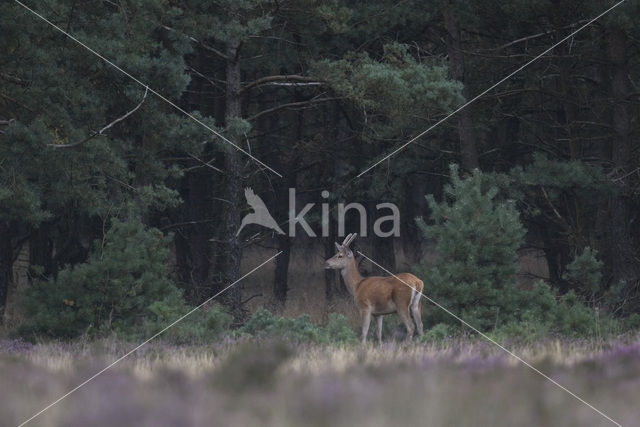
[335,242,341,251]
[346,249,354,258]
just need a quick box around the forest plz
[1,1,640,426]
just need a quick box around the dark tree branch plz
[186,153,224,174]
[48,86,149,148]
[247,97,339,122]
[0,92,34,112]
[199,41,230,60]
[483,19,591,52]
[241,293,263,306]
[0,73,29,87]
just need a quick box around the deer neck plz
[340,257,364,297]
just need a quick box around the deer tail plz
[410,279,423,310]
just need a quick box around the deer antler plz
[342,233,357,248]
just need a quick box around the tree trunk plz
[217,39,244,322]
[443,0,479,171]
[177,49,215,304]
[273,233,290,305]
[0,223,12,320]
[603,27,640,289]
[184,168,213,302]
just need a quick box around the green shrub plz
[322,312,358,344]
[421,323,454,342]
[414,166,621,341]
[491,282,622,340]
[17,218,189,340]
[143,301,232,344]
[239,307,356,344]
[563,247,603,296]
[239,307,320,342]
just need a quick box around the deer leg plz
[376,315,383,344]
[361,308,372,344]
[397,306,414,342]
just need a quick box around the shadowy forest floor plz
[1,336,638,427]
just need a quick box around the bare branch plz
[240,75,324,95]
[199,41,229,60]
[0,118,15,134]
[48,86,149,148]
[541,187,563,220]
[241,293,263,306]
[0,92,34,112]
[0,73,29,87]
[247,97,339,122]
[186,153,224,174]
[482,19,591,52]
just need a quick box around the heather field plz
[2,336,639,427]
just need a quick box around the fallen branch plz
[48,86,149,148]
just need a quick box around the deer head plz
[324,233,357,270]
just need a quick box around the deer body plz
[325,234,424,344]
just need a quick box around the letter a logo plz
[236,188,285,236]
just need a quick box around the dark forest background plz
[1,0,640,339]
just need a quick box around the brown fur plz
[325,234,424,344]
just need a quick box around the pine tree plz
[415,165,526,330]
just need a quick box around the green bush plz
[414,166,621,341]
[489,282,622,341]
[239,307,356,344]
[415,165,526,331]
[563,247,603,296]
[143,301,232,344]
[421,323,454,342]
[17,218,190,340]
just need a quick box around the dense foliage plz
[18,218,187,339]
[2,0,640,340]
[415,167,622,340]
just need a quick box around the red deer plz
[324,233,423,344]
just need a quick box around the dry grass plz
[1,335,639,427]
